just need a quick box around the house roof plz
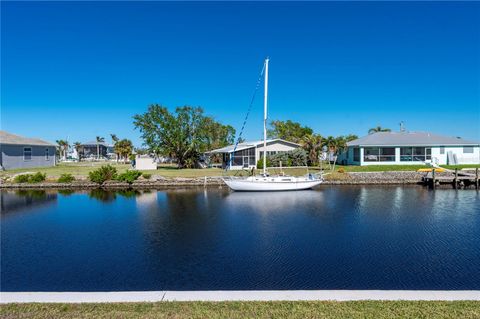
[208,139,300,153]
[82,141,113,147]
[0,130,55,146]
[347,131,479,147]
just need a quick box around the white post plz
[263,57,269,176]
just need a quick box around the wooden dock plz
[423,168,479,189]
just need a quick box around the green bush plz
[29,172,46,183]
[14,174,31,183]
[88,165,118,184]
[256,149,308,169]
[14,172,46,183]
[142,173,152,180]
[256,157,272,170]
[58,173,75,183]
[116,170,142,184]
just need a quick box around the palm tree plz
[115,139,133,163]
[345,134,358,142]
[110,134,119,162]
[322,136,337,154]
[56,139,68,161]
[301,134,322,166]
[73,142,82,162]
[368,126,391,134]
[96,136,105,160]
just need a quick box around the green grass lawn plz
[1,301,479,319]
[1,162,479,181]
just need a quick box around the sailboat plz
[223,58,324,191]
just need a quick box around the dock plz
[423,168,479,189]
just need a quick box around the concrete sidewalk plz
[1,290,480,303]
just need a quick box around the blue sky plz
[2,1,479,146]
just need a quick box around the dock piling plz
[432,169,436,190]
[476,168,479,190]
[454,169,458,189]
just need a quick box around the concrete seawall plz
[2,290,480,303]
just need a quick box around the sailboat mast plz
[263,57,269,176]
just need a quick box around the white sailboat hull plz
[223,176,323,192]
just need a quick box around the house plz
[0,130,56,170]
[79,141,114,159]
[208,139,301,170]
[337,131,480,166]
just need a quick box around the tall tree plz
[73,142,82,162]
[368,126,391,134]
[133,104,235,168]
[56,140,68,161]
[301,134,323,166]
[110,134,120,162]
[115,139,133,163]
[267,120,313,143]
[323,136,339,154]
[96,136,105,159]
[344,134,358,142]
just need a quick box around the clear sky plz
[2,1,479,146]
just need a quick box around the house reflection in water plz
[0,190,57,214]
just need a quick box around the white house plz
[338,131,480,166]
[208,139,300,170]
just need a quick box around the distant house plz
[337,131,480,166]
[208,139,301,170]
[0,130,56,170]
[79,141,114,159]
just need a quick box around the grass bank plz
[1,301,479,319]
[1,162,478,181]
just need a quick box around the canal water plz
[1,186,479,291]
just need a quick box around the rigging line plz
[226,61,266,171]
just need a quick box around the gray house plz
[337,131,480,166]
[0,131,56,170]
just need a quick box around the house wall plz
[342,145,480,166]
[0,144,56,170]
[81,145,108,158]
[255,141,299,164]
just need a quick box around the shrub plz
[142,173,152,180]
[256,157,272,170]
[116,170,142,184]
[88,165,118,184]
[29,172,46,183]
[337,167,345,173]
[256,149,308,169]
[14,174,31,183]
[58,173,75,183]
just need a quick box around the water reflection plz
[88,189,117,202]
[1,186,479,291]
[0,190,57,214]
[225,190,325,214]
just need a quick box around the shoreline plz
[2,290,480,303]
[0,171,450,189]
[0,171,428,190]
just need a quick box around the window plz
[400,147,431,161]
[24,147,32,161]
[45,148,49,160]
[463,146,474,154]
[440,147,445,155]
[353,148,360,162]
[364,147,395,162]
[231,148,255,167]
[426,148,432,160]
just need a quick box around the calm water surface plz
[1,186,479,291]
